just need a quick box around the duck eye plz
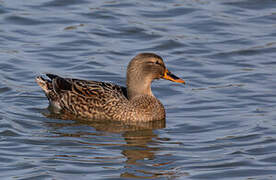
[155,61,161,65]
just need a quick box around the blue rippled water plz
[0,0,276,179]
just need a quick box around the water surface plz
[0,0,276,179]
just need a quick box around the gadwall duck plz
[36,53,185,122]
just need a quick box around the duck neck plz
[126,76,153,100]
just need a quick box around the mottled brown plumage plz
[36,53,185,122]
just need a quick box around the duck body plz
[36,75,165,122]
[36,53,184,122]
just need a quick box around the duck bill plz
[162,69,185,84]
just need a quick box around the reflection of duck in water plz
[47,118,168,179]
[36,53,185,122]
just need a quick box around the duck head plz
[126,53,185,100]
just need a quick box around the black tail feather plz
[46,73,59,80]
[51,76,72,93]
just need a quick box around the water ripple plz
[0,0,276,179]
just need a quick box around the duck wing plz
[46,73,128,100]
[37,73,129,119]
[43,74,128,117]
